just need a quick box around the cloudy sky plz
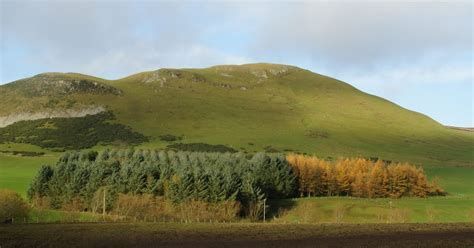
[1,1,472,126]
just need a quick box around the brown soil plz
[1,222,473,248]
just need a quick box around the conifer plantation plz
[27,149,444,221]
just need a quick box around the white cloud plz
[248,1,472,70]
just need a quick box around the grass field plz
[1,222,473,247]
[0,153,57,197]
[268,166,474,223]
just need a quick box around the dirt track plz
[1,222,473,248]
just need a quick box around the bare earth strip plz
[1,222,473,248]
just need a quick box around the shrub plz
[113,193,161,220]
[113,194,240,222]
[0,189,30,223]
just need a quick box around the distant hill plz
[0,63,472,166]
[446,126,474,132]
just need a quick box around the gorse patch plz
[0,112,147,149]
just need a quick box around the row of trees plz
[27,149,445,220]
[28,149,295,219]
[287,154,445,198]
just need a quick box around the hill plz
[0,63,472,166]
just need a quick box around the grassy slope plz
[1,63,472,166]
[103,64,472,167]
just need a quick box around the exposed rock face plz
[211,64,292,79]
[7,73,122,97]
[0,106,105,127]
[142,70,168,84]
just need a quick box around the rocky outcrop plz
[7,74,122,97]
[0,106,105,127]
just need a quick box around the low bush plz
[0,189,30,223]
[113,194,240,222]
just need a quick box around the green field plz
[269,166,474,224]
[0,153,57,197]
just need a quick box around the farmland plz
[1,222,473,248]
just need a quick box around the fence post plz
[263,198,266,223]
[103,188,107,217]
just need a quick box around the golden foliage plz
[286,154,445,198]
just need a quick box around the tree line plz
[28,149,295,220]
[287,154,445,198]
[27,149,444,221]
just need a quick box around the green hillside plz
[0,63,472,167]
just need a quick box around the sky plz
[1,0,473,127]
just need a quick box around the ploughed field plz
[1,222,473,248]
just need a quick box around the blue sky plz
[1,1,472,126]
